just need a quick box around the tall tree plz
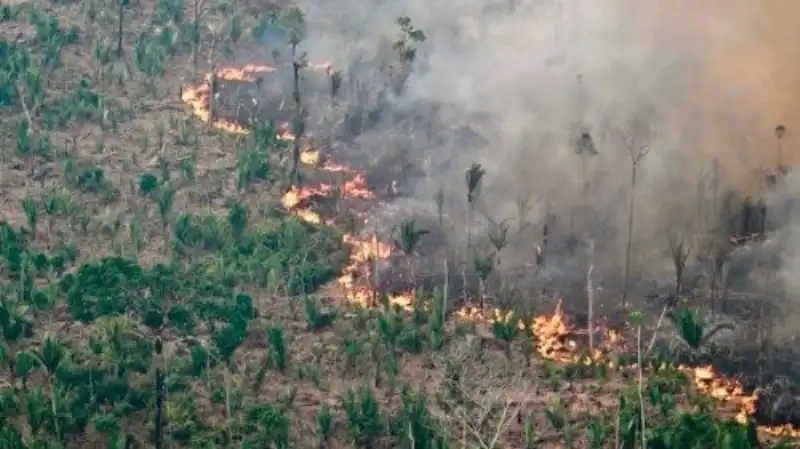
[391,16,426,94]
[117,0,129,58]
[620,115,654,304]
[464,163,486,249]
[153,337,165,449]
[392,218,429,292]
[574,130,598,227]
[282,7,307,187]
[487,217,510,290]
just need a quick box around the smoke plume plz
[277,0,800,312]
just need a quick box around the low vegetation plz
[0,0,796,448]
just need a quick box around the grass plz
[0,0,797,448]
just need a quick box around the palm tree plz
[473,252,494,310]
[668,309,733,360]
[0,297,33,389]
[392,218,429,291]
[30,335,66,440]
[574,130,598,228]
[464,163,486,249]
[155,183,175,253]
[515,192,533,244]
[93,315,143,378]
[21,195,38,240]
[487,218,510,289]
[227,201,248,243]
[433,185,445,238]
[491,309,519,360]
[668,232,693,296]
[211,318,248,419]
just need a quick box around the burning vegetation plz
[182,51,800,443]
[6,0,800,447]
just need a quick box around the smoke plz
[278,0,800,307]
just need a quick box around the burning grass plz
[181,62,800,442]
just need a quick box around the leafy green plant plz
[342,386,383,448]
[304,296,337,330]
[668,309,734,359]
[267,325,289,374]
[490,310,519,360]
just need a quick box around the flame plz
[182,64,800,439]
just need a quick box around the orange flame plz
[182,64,800,439]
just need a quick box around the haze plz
[284,0,800,319]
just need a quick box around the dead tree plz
[620,115,655,303]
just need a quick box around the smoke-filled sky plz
[287,0,800,297]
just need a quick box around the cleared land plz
[0,0,798,448]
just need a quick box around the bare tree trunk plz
[117,0,124,58]
[622,164,637,304]
[290,43,302,186]
[586,236,595,352]
[191,0,204,72]
[637,323,646,449]
[207,66,216,132]
[461,264,468,308]
[442,257,449,327]
[371,221,381,308]
[224,367,231,419]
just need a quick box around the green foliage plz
[0,5,790,449]
[242,403,291,449]
[668,309,734,356]
[304,296,337,330]
[138,172,159,196]
[342,386,383,448]
[267,325,288,374]
[188,214,346,295]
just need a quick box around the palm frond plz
[465,163,486,204]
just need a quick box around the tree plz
[155,183,175,253]
[21,195,38,240]
[117,0,129,58]
[227,201,248,242]
[574,130,598,228]
[153,337,165,449]
[667,232,693,296]
[515,192,534,245]
[0,297,33,390]
[464,163,486,249]
[433,185,445,238]
[391,16,426,94]
[473,251,494,310]
[93,316,142,379]
[392,218,429,291]
[491,309,519,360]
[281,7,307,187]
[775,124,787,173]
[487,217,510,289]
[190,0,208,71]
[211,317,248,419]
[620,115,654,304]
[585,237,596,352]
[668,309,733,360]
[29,335,66,440]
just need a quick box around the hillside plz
[0,0,799,448]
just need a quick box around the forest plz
[0,0,799,447]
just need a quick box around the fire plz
[182,64,800,439]
[180,64,277,135]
